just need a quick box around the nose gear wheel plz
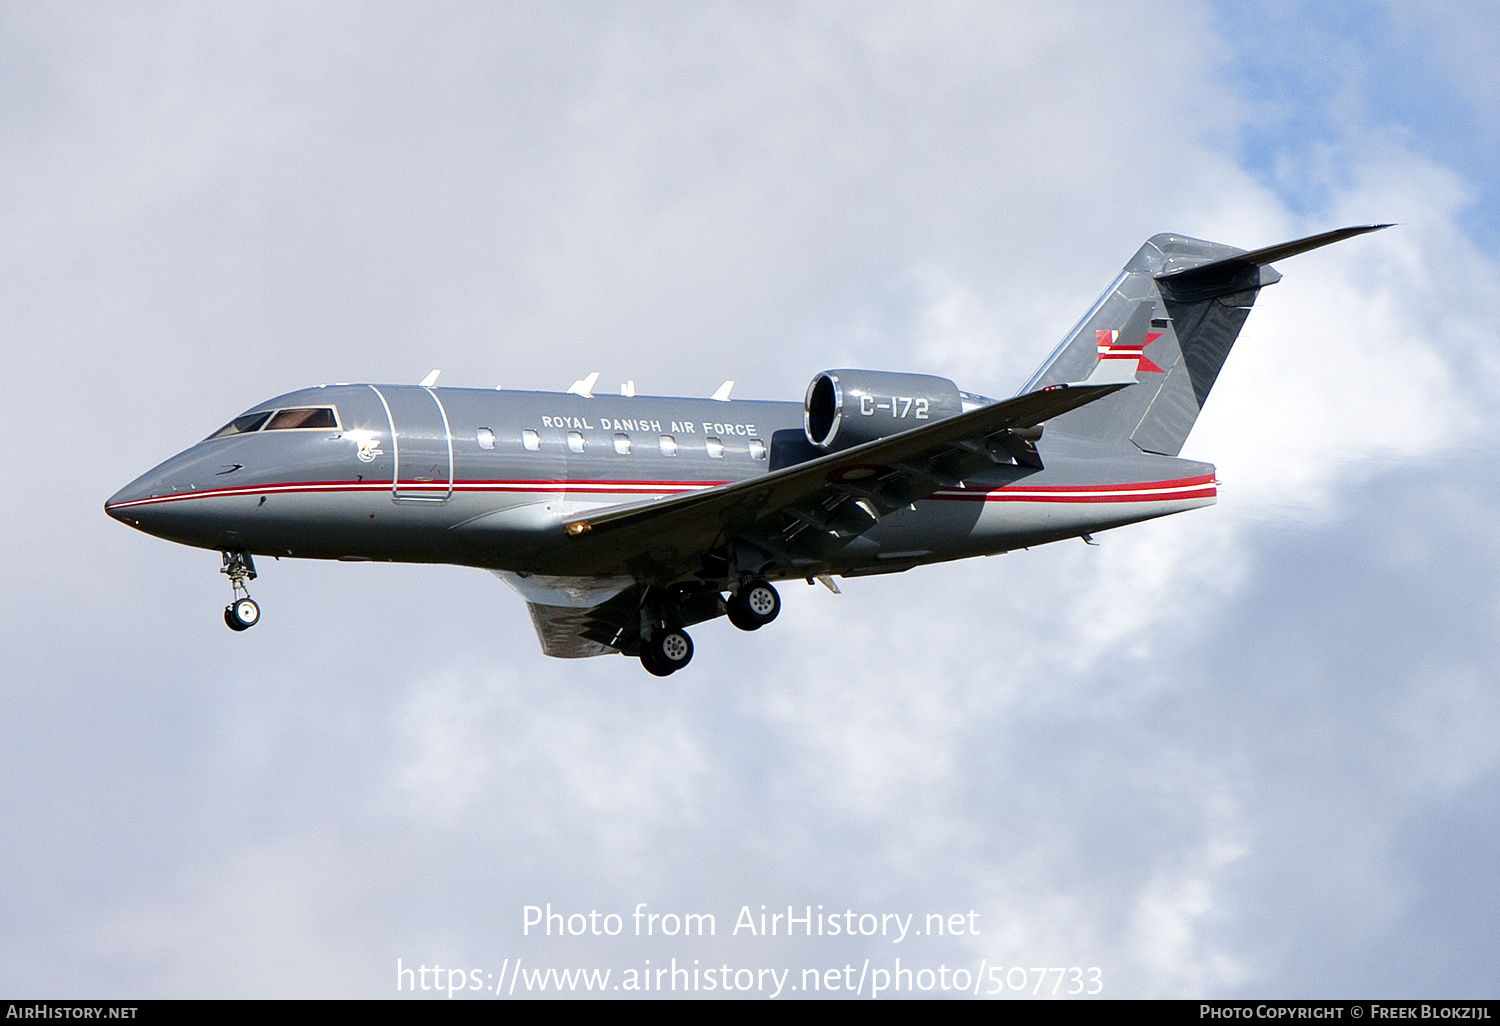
[225,597,260,631]
[220,551,261,632]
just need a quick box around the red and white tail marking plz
[1096,329,1165,374]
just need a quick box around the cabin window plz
[706,437,724,459]
[613,433,632,455]
[521,429,541,451]
[659,435,678,456]
[567,431,586,453]
[476,427,496,450]
[264,407,339,430]
[748,438,767,460]
[207,411,272,439]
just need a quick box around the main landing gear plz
[634,579,782,676]
[639,628,694,677]
[727,579,780,631]
[220,550,260,632]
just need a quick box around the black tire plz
[726,596,759,631]
[646,629,694,673]
[225,597,260,631]
[728,580,780,631]
[640,644,673,677]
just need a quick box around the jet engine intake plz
[803,369,963,451]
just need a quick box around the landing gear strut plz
[727,579,780,631]
[220,550,260,632]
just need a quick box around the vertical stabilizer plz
[1025,225,1389,455]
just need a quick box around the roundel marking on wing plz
[827,464,889,484]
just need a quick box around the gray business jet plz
[107,225,1387,675]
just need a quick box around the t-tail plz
[1030,224,1391,455]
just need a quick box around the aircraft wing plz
[557,382,1128,579]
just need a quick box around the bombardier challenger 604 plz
[106,225,1387,674]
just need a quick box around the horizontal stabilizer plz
[1156,224,1392,300]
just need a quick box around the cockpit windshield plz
[207,406,340,440]
[265,407,338,430]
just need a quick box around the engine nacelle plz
[803,369,964,451]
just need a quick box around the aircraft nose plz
[105,445,249,547]
[104,456,195,535]
[105,471,164,528]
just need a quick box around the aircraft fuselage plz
[105,383,1216,585]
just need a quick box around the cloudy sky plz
[3,0,1498,999]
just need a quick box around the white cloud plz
[84,833,381,998]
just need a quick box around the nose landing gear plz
[220,551,260,632]
[224,597,260,631]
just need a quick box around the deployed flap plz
[527,602,619,658]
[522,583,725,658]
[523,584,644,658]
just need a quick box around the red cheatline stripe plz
[105,478,733,509]
[932,475,1215,504]
[932,487,1216,504]
[966,474,1215,493]
[106,474,1216,511]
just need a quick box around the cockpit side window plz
[207,412,272,439]
[206,406,340,440]
[265,407,340,430]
